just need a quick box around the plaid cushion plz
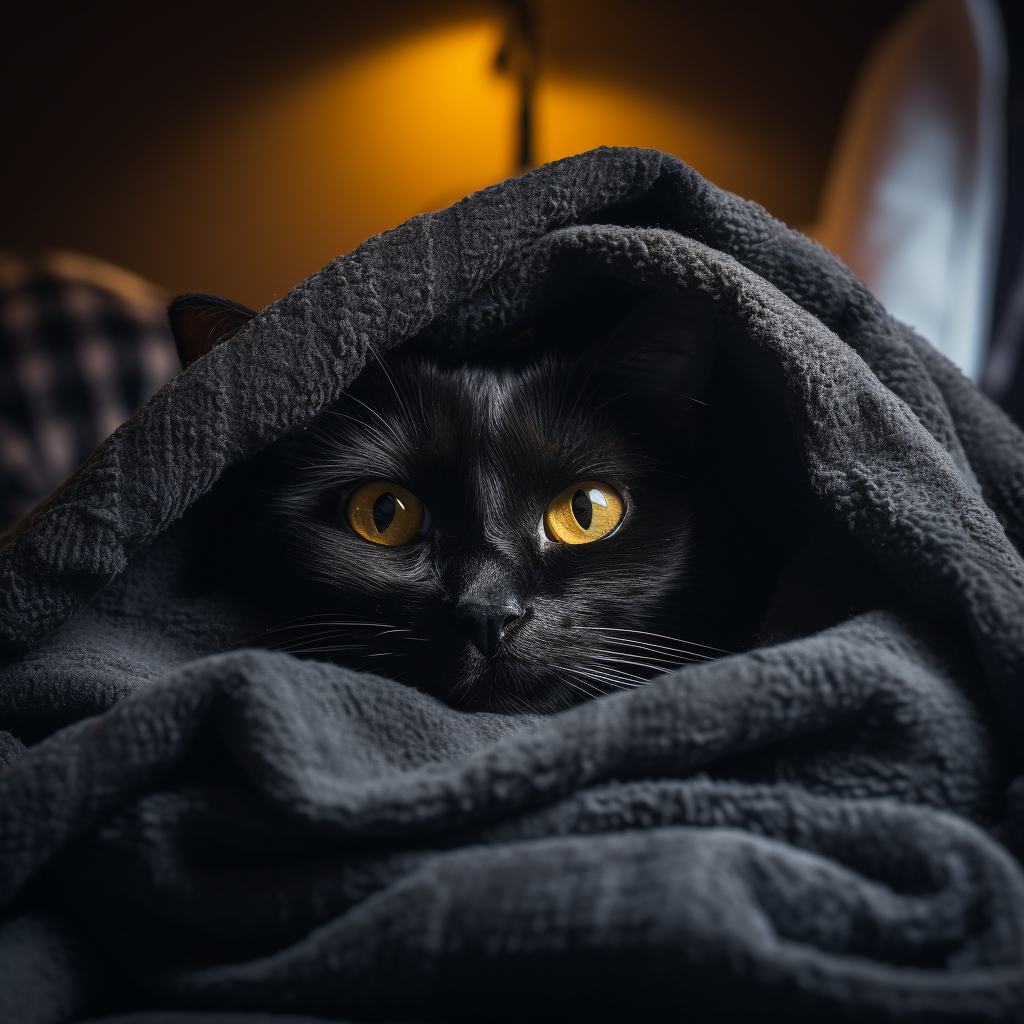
[0,251,179,531]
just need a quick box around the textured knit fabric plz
[1,149,1023,1023]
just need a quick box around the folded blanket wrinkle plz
[0,147,1023,1022]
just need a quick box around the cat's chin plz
[436,678,592,716]
[418,647,610,716]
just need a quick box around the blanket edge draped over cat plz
[3,146,1023,741]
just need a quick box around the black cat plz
[171,290,809,713]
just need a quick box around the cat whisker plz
[264,632,405,654]
[589,667,648,686]
[590,638,696,659]
[561,673,608,699]
[497,687,535,715]
[580,635,715,663]
[583,659,652,681]
[339,392,409,451]
[581,679,642,692]
[322,409,392,446]
[267,633,353,648]
[597,642,701,661]
[592,641,711,666]
[560,353,603,424]
[236,626,374,651]
[573,626,731,656]
[365,343,414,425]
[571,674,642,693]
[267,626,391,642]
[576,624,724,648]
[565,666,645,692]
[651,385,709,407]
[588,388,644,417]
[249,616,414,660]
[588,653,691,675]
[275,644,369,655]
[260,616,402,632]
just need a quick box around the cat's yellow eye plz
[544,481,624,544]
[346,481,424,546]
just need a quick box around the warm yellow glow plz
[127,21,519,306]
[306,21,520,218]
[534,76,782,204]
[108,20,804,308]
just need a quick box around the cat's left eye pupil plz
[347,481,424,546]
[571,489,592,530]
[372,492,397,533]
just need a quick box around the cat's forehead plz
[354,355,559,426]
[397,357,557,411]
[338,355,640,485]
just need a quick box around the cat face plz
[170,290,718,713]
[245,337,711,713]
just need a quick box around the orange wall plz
[2,1,907,310]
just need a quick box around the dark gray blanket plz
[1,147,1023,1023]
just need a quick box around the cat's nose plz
[451,602,523,658]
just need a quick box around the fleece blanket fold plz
[1,147,1024,1023]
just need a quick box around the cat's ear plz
[600,293,715,427]
[168,292,257,369]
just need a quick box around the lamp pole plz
[496,0,538,172]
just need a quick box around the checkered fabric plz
[0,251,179,531]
